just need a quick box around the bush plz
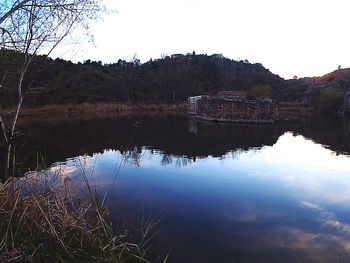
[250,84,272,98]
[316,88,342,114]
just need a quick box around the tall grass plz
[0,170,164,262]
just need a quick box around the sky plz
[52,0,350,79]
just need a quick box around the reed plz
[0,171,162,262]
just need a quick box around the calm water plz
[15,114,350,262]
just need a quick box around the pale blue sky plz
[53,0,350,79]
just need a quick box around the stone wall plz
[196,97,277,123]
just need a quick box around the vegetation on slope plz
[2,49,350,115]
[0,50,285,106]
[284,68,350,114]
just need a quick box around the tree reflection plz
[174,156,192,167]
[161,154,173,166]
[123,146,143,167]
[4,113,350,173]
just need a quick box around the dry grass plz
[0,171,162,262]
[2,102,188,119]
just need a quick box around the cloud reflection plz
[301,201,350,235]
[231,132,350,204]
[259,228,350,262]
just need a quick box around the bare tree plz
[0,0,105,178]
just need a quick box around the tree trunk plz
[1,74,24,180]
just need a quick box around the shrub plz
[250,84,272,98]
[316,88,342,114]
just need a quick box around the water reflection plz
[8,114,350,262]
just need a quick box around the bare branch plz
[0,0,105,178]
[0,0,32,24]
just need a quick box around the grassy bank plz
[0,172,163,262]
[1,102,188,119]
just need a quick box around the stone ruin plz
[188,91,278,124]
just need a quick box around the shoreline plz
[1,102,188,119]
[1,101,321,123]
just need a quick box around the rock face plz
[340,91,350,117]
[278,102,314,120]
[189,91,277,124]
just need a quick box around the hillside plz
[283,69,350,114]
[1,49,350,116]
[284,68,350,99]
[0,50,285,106]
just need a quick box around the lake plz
[15,114,350,262]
